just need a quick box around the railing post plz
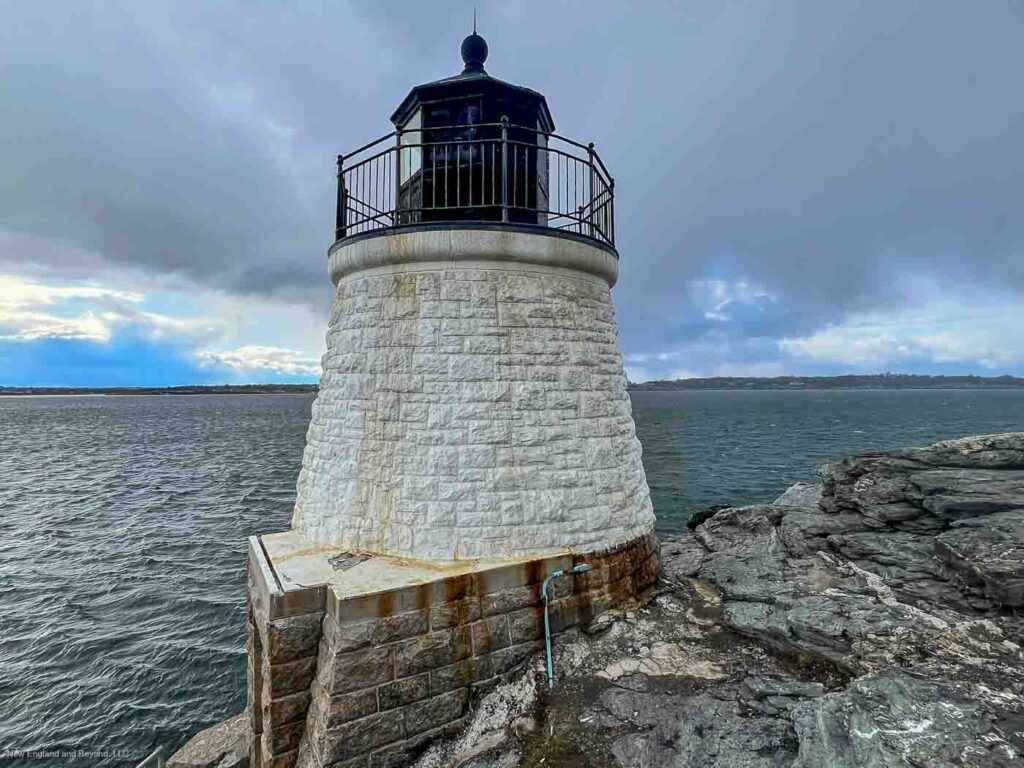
[500,116,509,223]
[609,177,615,245]
[394,128,403,225]
[587,142,597,240]
[335,154,347,240]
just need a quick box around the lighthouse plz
[246,33,659,768]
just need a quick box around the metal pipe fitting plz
[542,562,593,690]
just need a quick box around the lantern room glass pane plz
[400,110,422,184]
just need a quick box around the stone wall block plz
[488,640,544,677]
[404,688,470,737]
[366,718,468,768]
[319,645,394,695]
[318,713,404,764]
[263,656,318,699]
[378,674,430,711]
[247,618,264,740]
[271,585,327,620]
[429,656,494,694]
[507,607,545,645]
[470,614,511,654]
[323,610,428,653]
[577,564,611,592]
[548,595,586,634]
[263,690,311,729]
[481,583,541,616]
[261,719,305,757]
[310,686,378,729]
[429,597,482,630]
[266,612,325,665]
[393,626,472,678]
[328,585,431,624]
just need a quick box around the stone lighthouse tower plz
[246,32,658,768]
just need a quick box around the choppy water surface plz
[1,390,1023,764]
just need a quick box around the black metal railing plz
[335,118,615,248]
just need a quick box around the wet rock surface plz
[418,434,1024,767]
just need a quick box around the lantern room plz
[389,31,554,225]
[335,32,615,247]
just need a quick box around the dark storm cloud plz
[2,1,1022,365]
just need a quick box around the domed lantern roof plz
[390,31,555,133]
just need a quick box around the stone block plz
[393,627,472,678]
[318,713,404,764]
[266,612,324,665]
[323,610,428,654]
[471,562,531,595]
[429,598,482,630]
[262,690,310,728]
[261,719,305,756]
[481,584,541,616]
[470,615,510,654]
[378,674,430,711]
[429,656,493,694]
[498,275,544,303]
[463,335,506,355]
[404,689,469,736]
[366,723,452,768]
[319,645,393,695]
[497,302,529,327]
[507,607,544,645]
[548,595,586,633]
[329,585,431,624]
[271,585,327,621]
[440,281,471,302]
[489,640,543,676]
[263,656,318,699]
[311,686,378,729]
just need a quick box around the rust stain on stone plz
[377,590,394,620]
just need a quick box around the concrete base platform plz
[246,530,660,768]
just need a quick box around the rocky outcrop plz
[166,713,248,768]
[409,434,1024,767]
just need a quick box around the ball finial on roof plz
[461,31,488,74]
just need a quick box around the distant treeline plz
[629,374,1024,391]
[0,384,319,396]
[5,375,1024,396]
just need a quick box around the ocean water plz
[1,390,1022,765]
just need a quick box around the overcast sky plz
[2,0,1022,385]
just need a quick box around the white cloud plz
[0,309,112,342]
[779,295,1024,370]
[0,275,143,308]
[0,271,326,371]
[197,346,320,377]
[689,279,774,322]
[0,275,222,343]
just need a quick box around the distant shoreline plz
[2,375,1024,396]
[629,374,1024,391]
[0,384,318,396]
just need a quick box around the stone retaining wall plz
[247,533,660,768]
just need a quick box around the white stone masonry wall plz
[292,258,654,559]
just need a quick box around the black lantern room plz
[390,31,555,225]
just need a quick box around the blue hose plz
[542,563,593,689]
